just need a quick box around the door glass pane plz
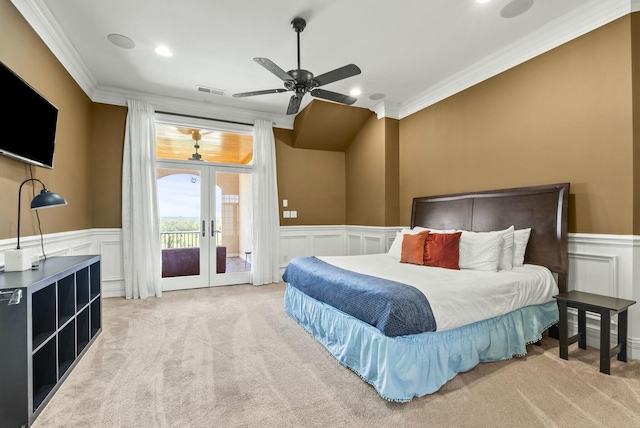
[215,171,251,274]
[157,168,201,278]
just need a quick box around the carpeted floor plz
[33,283,640,428]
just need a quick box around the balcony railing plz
[160,231,200,249]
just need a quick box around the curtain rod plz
[156,110,255,127]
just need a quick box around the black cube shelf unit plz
[0,255,101,428]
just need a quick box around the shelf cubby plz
[0,255,101,427]
[90,299,101,339]
[32,284,56,350]
[90,262,101,300]
[32,339,57,411]
[76,267,90,309]
[58,320,76,378]
[76,307,90,356]
[57,274,75,327]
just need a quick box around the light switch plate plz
[283,211,291,218]
[283,199,288,207]
[290,211,297,218]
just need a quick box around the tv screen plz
[0,61,58,169]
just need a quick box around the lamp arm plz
[16,178,46,250]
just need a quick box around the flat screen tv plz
[0,61,58,169]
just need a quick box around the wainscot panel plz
[1,229,637,359]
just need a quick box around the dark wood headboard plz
[411,183,569,292]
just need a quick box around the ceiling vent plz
[197,85,226,96]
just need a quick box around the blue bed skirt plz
[284,284,559,402]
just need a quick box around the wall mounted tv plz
[0,61,58,169]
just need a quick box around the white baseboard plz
[566,315,637,361]
[2,228,638,360]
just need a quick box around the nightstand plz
[554,291,636,374]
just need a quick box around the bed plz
[283,183,570,402]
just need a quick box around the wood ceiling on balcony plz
[156,124,253,165]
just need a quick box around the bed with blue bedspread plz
[282,183,569,402]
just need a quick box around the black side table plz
[554,291,636,374]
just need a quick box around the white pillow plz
[387,228,425,260]
[425,227,457,234]
[498,226,515,271]
[387,231,404,260]
[513,228,532,267]
[458,230,504,272]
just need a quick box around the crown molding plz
[10,0,98,96]
[11,0,294,130]
[370,101,400,120]
[12,0,634,125]
[398,0,632,119]
[92,86,294,129]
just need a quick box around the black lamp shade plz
[30,189,67,209]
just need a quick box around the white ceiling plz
[11,0,637,127]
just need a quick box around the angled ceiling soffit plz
[292,100,374,152]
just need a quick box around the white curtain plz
[122,100,162,299]
[251,120,281,285]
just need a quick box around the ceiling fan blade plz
[254,58,292,81]
[313,64,361,87]
[232,88,288,98]
[286,95,304,115]
[310,89,357,105]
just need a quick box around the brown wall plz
[384,118,400,226]
[346,115,386,225]
[345,116,400,226]
[0,0,93,240]
[632,13,640,235]
[399,16,634,234]
[275,129,346,225]
[91,103,127,228]
[3,0,638,237]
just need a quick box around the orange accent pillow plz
[400,231,430,265]
[423,231,462,270]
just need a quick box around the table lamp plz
[4,178,67,271]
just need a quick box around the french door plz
[157,160,252,291]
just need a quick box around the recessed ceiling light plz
[350,88,361,96]
[155,46,173,57]
[107,34,135,49]
[476,0,491,3]
[369,93,386,101]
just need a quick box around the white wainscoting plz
[280,225,400,267]
[0,228,124,298]
[1,228,638,359]
[567,234,640,360]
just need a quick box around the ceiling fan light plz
[350,88,362,96]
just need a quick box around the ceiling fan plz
[177,127,210,160]
[233,17,361,115]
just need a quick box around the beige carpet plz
[33,283,640,428]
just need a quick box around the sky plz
[157,173,222,218]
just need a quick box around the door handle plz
[202,220,205,237]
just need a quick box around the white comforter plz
[317,253,558,331]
